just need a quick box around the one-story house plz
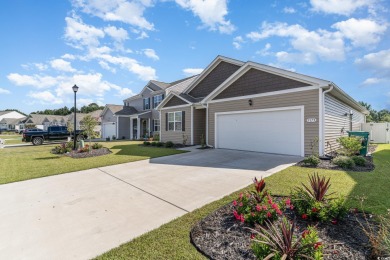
[156,56,368,157]
[23,114,68,130]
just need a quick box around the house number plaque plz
[306,118,317,123]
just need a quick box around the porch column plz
[137,118,140,139]
[130,118,133,140]
[148,118,151,137]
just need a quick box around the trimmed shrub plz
[151,142,157,146]
[165,141,174,148]
[352,155,367,166]
[302,155,321,167]
[337,136,362,156]
[143,141,151,146]
[92,143,103,149]
[156,142,164,147]
[333,156,355,169]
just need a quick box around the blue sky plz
[0,0,389,114]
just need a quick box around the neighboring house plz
[67,110,103,133]
[23,114,68,130]
[111,77,197,140]
[0,117,26,131]
[156,56,368,157]
[0,111,26,130]
[100,105,123,139]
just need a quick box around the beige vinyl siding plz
[208,90,319,155]
[324,94,365,154]
[193,108,206,145]
[161,106,191,144]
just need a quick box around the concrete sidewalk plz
[0,149,300,259]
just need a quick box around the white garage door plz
[215,108,303,156]
[103,123,116,139]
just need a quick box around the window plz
[143,98,150,110]
[168,111,182,131]
[153,94,163,108]
[153,119,160,132]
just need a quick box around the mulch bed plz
[191,201,376,260]
[296,145,378,172]
[64,148,112,158]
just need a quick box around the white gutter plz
[319,84,333,156]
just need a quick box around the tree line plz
[359,101,390,122]
[31,103,104,116]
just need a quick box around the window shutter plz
[152,96,155,109]
[151,119,154,132]
[148,97,151,109]
[182,111,185,131]
[162,94,165,100]
[165,113,168,131]
[143,99,145,110]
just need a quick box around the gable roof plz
[101,104,124,116]
[25,114,69,125]
[114,106,138,116]
[0,117,26,124]
[181,55,244,95]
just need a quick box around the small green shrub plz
[337,136,362,156]
[52,142,72,154]
[143,141,151,146]
[78,145,90,153]
[153,133,160,141]
[352,155,366,166]
[92,143,103,149]
[165,141,174,148]
[151,142,156,146]
[156,142,164,147]
[302,155,321,167]
[112,135,116,140]
[106,137,110,141]
[333,156,355,169]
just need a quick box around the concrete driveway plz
[0,148,300,260]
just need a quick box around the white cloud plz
[175,0,235,34]
[256,43,272,56]
[183,68,203,76]
[115,87,135,97]
[104,26,129,42]
[27,91,63,104]
[7,73,60,88]
[136,31,149,39]
[98,61,116,73]
[310,0,374,15]
[61,53,76,60]
[143,48,159,60]
[362,77,384,85]
[50,59,77,72]
[246,22,345,63]
[355,49,390,77]
[34,63,48,71]
[283,7,296,14]
[276,51,317,64]
[72,0,154,30]
[232,36,244,49]
[64,14,105,49]
[0,88,11,94]
[332,18,387,47]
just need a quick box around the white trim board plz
[160,104,192,110]
[207,86,320,104]
[214,106,305,157]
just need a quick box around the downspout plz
[320,84,334,156]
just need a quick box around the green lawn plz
[0,134,23,145]
[96,144,390,260]
[0,141,185,184]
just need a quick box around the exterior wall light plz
[248,99,253,106]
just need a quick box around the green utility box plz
[348,131,370,156]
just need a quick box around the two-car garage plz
[215,107,304,156]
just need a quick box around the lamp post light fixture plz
[72,84,79,150]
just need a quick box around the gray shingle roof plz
[0,117,26,124]
[105,104,124,114]
[114,106,138,116]
[25,114,69,124]
[166,75,198,95]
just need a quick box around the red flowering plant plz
[291,173,347,222]
[250,218,323,260]
[232,178,286,225]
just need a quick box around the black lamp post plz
[72,84,79,150]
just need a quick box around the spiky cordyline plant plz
[252,177,267,203]
[249,217,318,259]
[301,173,334,202]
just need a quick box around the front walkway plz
[0,149,300,259]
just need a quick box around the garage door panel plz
[216,109,302,156]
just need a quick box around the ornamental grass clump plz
[291,173,347,222]
[250,217,323,260]
[232,178,286,225]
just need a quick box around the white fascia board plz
[182,56,244,94]
[160,104,191,110]
[329,83,369,114]
[155,93,192,111]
